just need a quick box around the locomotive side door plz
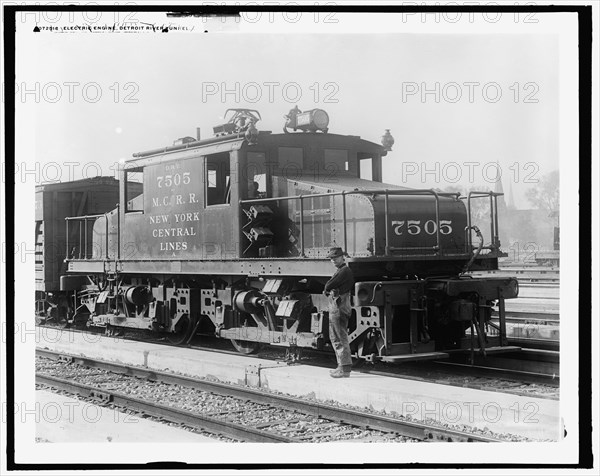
[201,151,238,260]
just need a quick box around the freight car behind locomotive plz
[56,108,518,360]
[35,177,142,324]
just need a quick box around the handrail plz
[65,213,106,221]
[84,217,87,259]
[239,188,459,205]
[299,196,305,257]
[342,192,348,252]
[384,191,389,254]
[116,203,120,260]
[106,213,109,259]
[493,194,500,246]
[489,194,494,248]
[463,191,503,252]
[240,188,456,257]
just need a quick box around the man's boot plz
[330,366,351,378]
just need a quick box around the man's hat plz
[327,247,345,259]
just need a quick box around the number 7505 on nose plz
[391,220,453,236]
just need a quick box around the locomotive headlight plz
[381,129,395,151]
[296,109,329,133]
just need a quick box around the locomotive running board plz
[380,352,449,363]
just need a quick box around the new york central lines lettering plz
[150,189,201,251]
[152,227,197,238]
[149,211,200,244]
[149,212,200,224]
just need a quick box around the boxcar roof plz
[34,176,126,192]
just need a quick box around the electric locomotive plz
[57,107,518,361]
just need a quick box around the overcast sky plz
[15,11,564,208]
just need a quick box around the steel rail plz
[506,337,559,351]
[432,360,559,387]
[36,349,501,443]
[35,372,298,443]
[495,316,560,325]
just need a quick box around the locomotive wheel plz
[72,308,90,330]
[36,303,66,327]
[47,296,71,328]
[35,308,47,325]
[52,306,69,328]
[166,315,195,345]
[35,300,49,325]
[105,325,124,337]
[230,339,261,354]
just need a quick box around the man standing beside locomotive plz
[324,247,354,378]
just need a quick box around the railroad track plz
[36,315,561,385]
[35,327,560,410]
[344,347,559,399]
[506,337,560,351]
[491,311,559,326]
[502,317,559,326]
[431,361,558,389]
[36,277,561,385]
[36,349,503,443]
[435,349,559,388]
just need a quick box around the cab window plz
[358,154,373,180]
[205,152,230,206]
[246,152,268,199]
[324,149,349,177]
[278,147,303,179]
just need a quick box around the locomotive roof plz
[127,131,386,168]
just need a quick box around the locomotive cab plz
[104,127,393,263]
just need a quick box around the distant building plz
[494,174,556,258]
